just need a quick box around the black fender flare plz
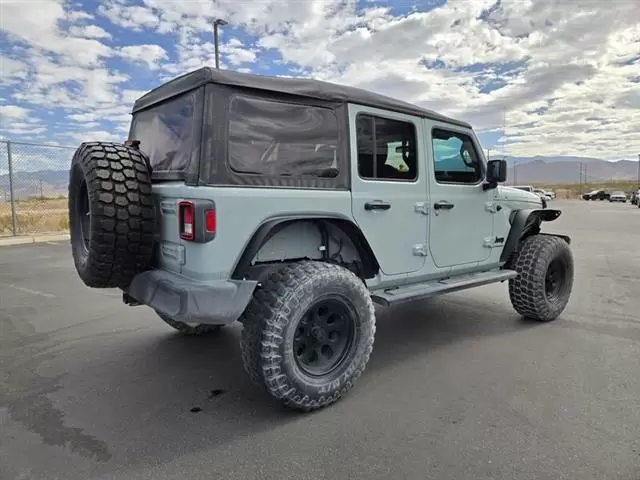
[231,215,380,280]
[500,209,570,264]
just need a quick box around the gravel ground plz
[1,199,639,480]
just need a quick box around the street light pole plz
[213,18,228,69]
[637,153,640,188]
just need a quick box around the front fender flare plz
[500,208,569,264]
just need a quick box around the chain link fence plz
[1,140,75,236]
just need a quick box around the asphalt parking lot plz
[1,199,639,480]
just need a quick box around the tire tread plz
[240,261,376,411]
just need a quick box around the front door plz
[426,123,494,269]
[349,105,428,276]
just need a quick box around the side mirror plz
[487,159,507,183]
[483,159,507,190]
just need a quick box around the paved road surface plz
[1,200,639,480]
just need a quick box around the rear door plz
[425,123,495,270]
[349,105,428,276]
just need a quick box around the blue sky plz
[1,0,639,173]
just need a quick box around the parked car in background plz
[545,190,556,199]
[534,189,553,202]
[512,185,547,207]
[609,191,627,203]
[512,185,534,193]
[582,189,610,201]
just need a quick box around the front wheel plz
[240,261,376,411]
[508,234,574,322]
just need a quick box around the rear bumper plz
[126,269,258,325]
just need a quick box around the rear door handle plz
[434,201,455,210]
[364,200,391,211]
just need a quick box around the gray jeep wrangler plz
[67,67,574,411]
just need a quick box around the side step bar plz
[370,269,518,307]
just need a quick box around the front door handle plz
[434,201,455,210]
[364,200,391,211]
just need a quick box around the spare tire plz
[68,141,155,289]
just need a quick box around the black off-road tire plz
[240,261,376,412]
[68,141,155,289]
[508,234,574,322]
[156,311,223,336]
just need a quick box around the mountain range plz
[494,156,639,184]
[0,156,638,200]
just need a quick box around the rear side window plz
[356,114,418,181]
[228,95,339,177]
[129,91,196,174]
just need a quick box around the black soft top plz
[132,67,471,128]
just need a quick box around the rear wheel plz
[508,234,574,322]
[240,261,375,411]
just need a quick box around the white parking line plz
[1,283,56,298]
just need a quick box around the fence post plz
[7,140,17,236]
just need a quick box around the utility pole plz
[584,163,587,190]
[513,160,518,185]
[637,153,640,188]
[213,18,228,69]
[579,161,583,195]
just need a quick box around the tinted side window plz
[129,91,196,173]
[228,96,339,177]
[356,114,417,181]
[431,128,484,184]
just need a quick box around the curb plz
[0,233,70,247]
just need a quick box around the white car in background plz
[534,189,553,202]
[512,185,549,208]
[608,191,627,203]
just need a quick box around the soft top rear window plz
[227,95,340,178]
[129,91,196,175]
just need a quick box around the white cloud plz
[1,55,29,85]
[225,38,258,66]
[0,105,30,119]
[121,89,148,105]
[118,44,168,69]
[65,10,94,22]
[97,1,161,31]
[64,130,121,144]
[68,25,113,40]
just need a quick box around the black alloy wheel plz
[293,297,356,377]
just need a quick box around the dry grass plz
[0,197,69,236]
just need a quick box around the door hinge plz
[484,202,503,213]
[413,244,428,256]
[414,202,429,215]
[483,236,505,248]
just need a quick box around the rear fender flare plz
[231,216,380,280]
[500,209,569,264]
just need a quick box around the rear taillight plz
[205,209,216,234]
[178,200,216,242]
[179,201,194,241]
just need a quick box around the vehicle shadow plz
[367,294,540,373]
[16,292,540,478]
